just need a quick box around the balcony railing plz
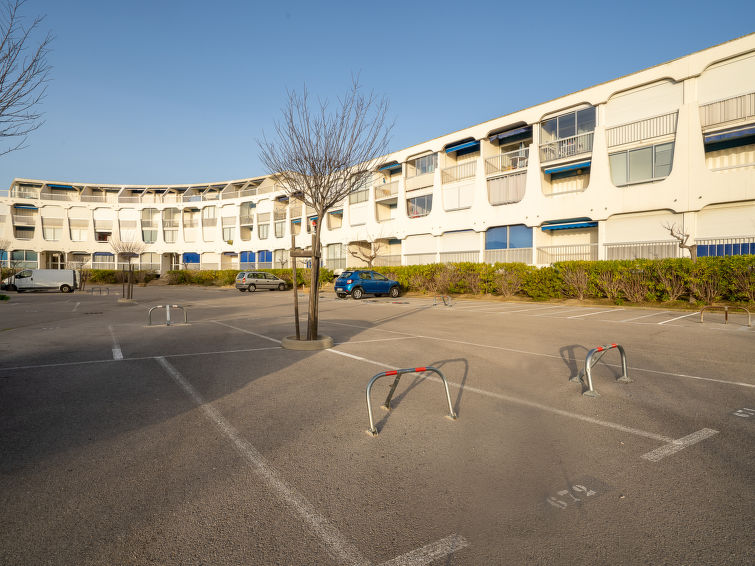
[182,194,202,202]
[12,216,36,226]
[700,91,755,129]
[13,229,34,239]
[10,189,39,199]
[162,220,179,228]
[373,254,402,267]
[606,112,678,147]
[603,240,680,260]
[273,210,287,221]
[118,196,141,203]
[239,215,254,225]
[325,257,347,270]
[40,192,78,201]
[438,250,480,263]
[222,191,239,200]
[537,243,598,264]
[374,180,399,199]
[202,218,217,227]
[403,252,437,265]
[539,131,594,162]
[483,248,533,264]
[239,188,257,198]
[441,161,477,184]
[202,193,220,201]
[485,148,529,175]
[405,172,434,191]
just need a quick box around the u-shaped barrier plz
[148,304,188,326]
[433,294,452,307]
[570,343,631,397]
[365,366,457,436]
[86,286,109,295]
[699,305,751,327]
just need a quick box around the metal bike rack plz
[570,343,631,397]
[433,294,452,307]
[86,286,109,295]
[365,366,457,436]
[699,305,751,327]
[148,304,188,326]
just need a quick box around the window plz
[609,142,674,186]
[258,224,269,239]
[95,231,111,242]
[164,230,177,243]
[11,250,37,268]
[407,194,432,218]
[274,221,285,238]
[485,225,532,249]
[541,107,596,142]
[223,227,234,241]
[43,226,62,241]
[410,153,437,177]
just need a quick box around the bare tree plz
[663,222,697,262]
[347,238,384,268]
[109,235,145,300]
[0,237,9,269]
[0,0,53,157]
[259,78,392,340]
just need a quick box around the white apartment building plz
[1,35,754,273]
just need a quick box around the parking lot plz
[1,286,753,565]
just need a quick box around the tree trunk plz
[306,219,322,340]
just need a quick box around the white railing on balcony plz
[239,188,257,198]
[441,161,477,184]
[222,191,239,200]
[539,131,594,162]
[273,210,287,221]
[222,216,236,226]
[405,172,434,191]
[203,193,220,201]
[91,261,116,270]
[118,196,141,203]
[239,215,254,225]
[374,180,399,199]
[606,112,678,147]
[603,240,680,260]
[13,229,34,239]
[12,216,36,226]
[325,257,347,270]
[700,91,755,129]
[485,148,530,175]
[182,194,202,202]
[202,218,217,227]
[373,254,402,267]
[40,192,78,201]
[162,220,179,228]
[403,252,438,265]
[10,189,39,199]
[537,243,598,263]
[80,195,107,202]
[484,248,533,264]
[438,250,480,263]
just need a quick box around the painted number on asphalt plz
[732,407,755,419]
[546,477,609,510]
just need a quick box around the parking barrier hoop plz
[365,366,457,436]
[699,305,751,327]
[86,286,109,295]
[433,294,452,307]
[570,343,631,397]
[148,304,189,326]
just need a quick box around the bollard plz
[700,305,751,327]
[570,343,631,397]
[365,366,457,436]
[148,304,188,326]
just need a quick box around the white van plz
[1,269,79,293]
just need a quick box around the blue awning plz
[223,252,238,256]
[544,161,591,175]
[93,252,114,257]
[541,221,597,231]
[329,209,343,215]
[445,140,479,154]
[308,215,317,220]
[379,162,402,172]
[291,218,301,224]
[48,184,76,190]
[13,204,38,210]
[704,126,755,144]
[182,252,200,263]
[489,126,532,143]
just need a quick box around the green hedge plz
[87,269,158,285]
[166,268,334,288]
[371,256,754,304]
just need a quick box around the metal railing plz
[239,215,254,225]
[405,172,434,191]
[570,343,631,397]
[326,257,347,270]
[539,131,594,162]
[12,216,36,226]
[239,188,258,198]
[699,305,751,327]
[438,250,480,263]
[441,160,477,184]
[695,235,755,256]
[273,210,287,221]
[221,191,239,200]
[373,254,402,266]
[537,243,599,264]
[403,253,438,265]
[40,192,77,201]
[700,91,755,129]
[374,180,399,199]
[10,189,39,199]
[604,240,680,260]
[118,196,141,203]
[181,194,202,202]
[606,112,678,147]
[80,195,107,202]
[365,366,457,436]
[485,148,529,175]
[484,248,533,264]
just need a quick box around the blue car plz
[334,270,400,300]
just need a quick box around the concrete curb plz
[281,335,334,350]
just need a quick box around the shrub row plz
[165,268,334,288]
[371,256,755,304]
[87,269,159,285]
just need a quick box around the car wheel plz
[351,287,364,300]
[278,283,286,291]
[336,293,346,298]
[389,286,400,298]
[60,284,72,293]
[248,284,256,292]
[238,287,247,292]
[8,284,16,292]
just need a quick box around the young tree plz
[663,222,697,262]
[0,0,53,157]
[347,238,384,268]
[109,235,145,300]
[259,79,392,340]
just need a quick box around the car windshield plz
[236,273,245,279]
[339,271,353,279]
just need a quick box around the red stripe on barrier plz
[611,343,617,347]
[385,370,397,376]
[415,367,426,372]
[596,347,603,352]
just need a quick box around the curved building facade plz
[2,35,754,272]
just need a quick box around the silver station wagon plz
[235,271,288,292]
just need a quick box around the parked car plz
[235,271,288,292]
[1,269,79,293]
[334,270,400,299]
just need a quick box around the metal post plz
[291,232,300,340]
[573,343,631,397]
[166,304,171,326]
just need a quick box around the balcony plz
[539,131,594,163]
[536,243,598,264]
[118,195,141,203]
[483,248,533,264]
[239,188,258,198]
[700,91,755,130]
[222,191,240,200]
[182,194,202,203]
[10,189,39,199]
[374,180,399,200]
[12,215,36,226]
[273,209,287,221]
[405,172,434,191]
[485,148,529,175]
[81,194,107,203]
[441,161,477,184]
[606,112,678,147]
[239,215,254,225]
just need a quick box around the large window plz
[540,107,596,143]
[609,142,674,186]
[43,226,62,241]
[409,153,437,177]
[485,224,533,249]
[407,194,432,218]
[11,249,38,268]
[223,226,234,241]
[258,224,269,239]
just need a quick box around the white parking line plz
[156,356,468,565]
[500,305,563,314]
[641,428,719,462]
[568,309,623,319]
[533,308,586,317]
[620,311,668,322]
[212,320,282,344]
[72,302,80,312]
[108,325,123,360]
[658,311,700,325]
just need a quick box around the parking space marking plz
[72,302,80,312]
[212,320,282,344]
[568,309,623,319]
[619,311,669,322]
[658,311,700,325]
[640,428,719,462]
[336,337,407,346]
[156,356,468,565]
[501,305,564,314]
[108,325,123,360]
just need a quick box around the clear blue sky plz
[1,0,754,190]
